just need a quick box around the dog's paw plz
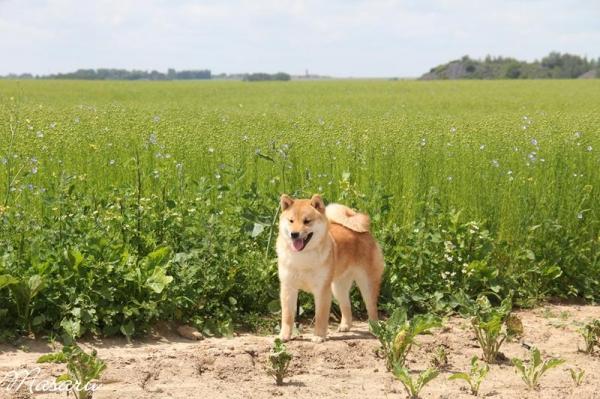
[337,324,351,332]
[279,334,292,342]
[311,335,326,343]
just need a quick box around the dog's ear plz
[310,194,325,214]
[280,194,294,211]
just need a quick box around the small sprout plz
[568,367,585,387]
[449,355,489,396]
[38,345,106,399]
[429,345,449,369]
[266,338,293,385]
[578,319,600,354]
[393,364,439,399]
[511,346,565,390]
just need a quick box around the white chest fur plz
[277,241,333,293]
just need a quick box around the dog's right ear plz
[280,194,294,211]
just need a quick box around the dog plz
[276,194,384,342]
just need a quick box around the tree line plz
[421,52,599,80]
[0,69,292,81]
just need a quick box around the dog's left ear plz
[310,194,325,214]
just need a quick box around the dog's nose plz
[290,232,300,239]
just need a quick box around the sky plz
[0,0,599,77]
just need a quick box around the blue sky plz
[0,0,598,77]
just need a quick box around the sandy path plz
[1,304,599,399]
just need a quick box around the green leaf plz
[543,265,562,279]
[66,249,84,269]
[448,372,470,382]
[32,314,46,327]
[267,299,281,313]
[512,358,525,374]
[55,374,72,383]
[144,247,171,269]
[0,274,18,289]
[542,358,565,372]
[251,223,266,238]
[37,352,68,363]
[411,314,442,336]
[120,320,135,339]
[146,266,173,293]
[392,365,414,389]
[531,347,542,367]
[418,367,440,387]
[61,318,81,340]
[28,275,44,298]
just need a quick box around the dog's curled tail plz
[325,203,370,233]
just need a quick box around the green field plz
[0,80,598,338]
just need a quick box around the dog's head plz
[279,194,328,252]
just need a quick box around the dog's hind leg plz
[332,274,354,332]
[355,266,382,321]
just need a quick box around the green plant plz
[449,355,490,395]
[393,365,439,399]
[0,274,44,333]
[459,295,514,363]
[579,319,600,354]
[511,347,565,390]
[429,345,449,369]
[369,308,441,370]
[266,338,293,385]
[568,367,585,387]
[37,345,106,399]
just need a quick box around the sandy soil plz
[1,304,599,399]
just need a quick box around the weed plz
[511,346,565,390]
[579,319,600,354]
[568,367,585,387]
[369,308,441,370]
[429,345,449,369]
[458,295,514,363]
[393,364,439,399]
[266,338,293,385]
[449,355,490,395]
[37,345,106,399]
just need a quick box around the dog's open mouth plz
[292,232,313,252]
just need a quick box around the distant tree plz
[244,72,290,81]
[505,62,522,79]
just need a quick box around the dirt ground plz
[1,304,599,399]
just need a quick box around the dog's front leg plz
[280,283,298,341]
[312,286,332,342]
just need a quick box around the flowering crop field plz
[0,80,598,339]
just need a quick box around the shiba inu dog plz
[276,194,384,342]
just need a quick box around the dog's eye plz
[303,219,311,225]
[289,219,294,223]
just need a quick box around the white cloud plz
[0,0,598,76]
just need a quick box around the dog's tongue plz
[292,238,305,251]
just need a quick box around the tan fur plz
[276,194,384,342]
[325,203,370,232]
